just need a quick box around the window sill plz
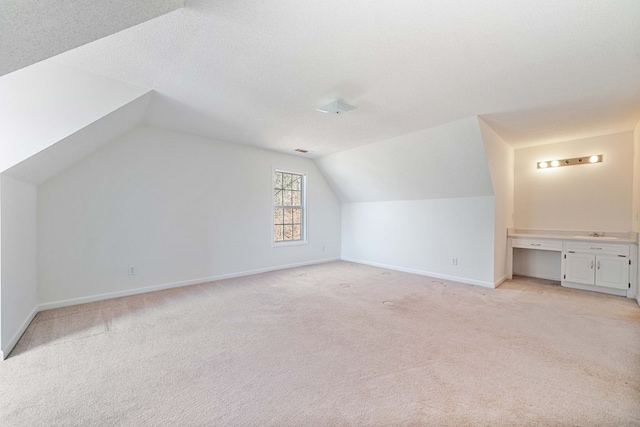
[273,240,308,248]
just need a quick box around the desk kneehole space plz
[507,234,637,299]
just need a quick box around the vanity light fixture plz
[537,155,603,169]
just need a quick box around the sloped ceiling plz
[0,0,183,76]
[315,117,493,203]
[3,93,152,185]
[46,0,640,156]
[0,61,151,174]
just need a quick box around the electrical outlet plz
[451,258,458,266]
[322,245,326,252]
[129,266,136,275]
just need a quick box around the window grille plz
[273,170,305,243]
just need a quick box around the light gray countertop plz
[507,228,638,244]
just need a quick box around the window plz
[273,170,306,244]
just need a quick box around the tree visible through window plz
[273,170,305,242]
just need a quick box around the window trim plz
[272,168,308,247]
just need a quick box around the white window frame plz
[272,168,308,247]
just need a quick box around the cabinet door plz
[565,253,595,285]
[595,255,629,290]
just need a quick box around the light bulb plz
[589,155,599,163]
[550,160,560,167]
[539,162,548,169]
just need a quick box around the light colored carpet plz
[1,261,639,426]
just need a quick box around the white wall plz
[633,121,640,233]
[0,61,150,173]
[4,92,151,185]
[0,174,38,358]
[342,197,496,287]
[633,121,640,305]
[512,249,561,281]
[37,125,341,306]
[514,132,634,232]
[478,118,514,284]
[315,117,494,203]
[317,117,496,287]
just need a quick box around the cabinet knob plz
[590,260,594,269]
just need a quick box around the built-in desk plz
[507,229,638,299]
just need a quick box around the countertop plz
[507,228,638,244]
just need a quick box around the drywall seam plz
[38,257,340,311]
[1,305,38,360]
[342,257,495,289]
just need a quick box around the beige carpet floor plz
[1,261,639,426]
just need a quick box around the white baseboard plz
[1,258,340,360]
[1,305,39,360]
[512,271,561,282]
[38,257,341,311]
[341,257,495,289]
[561,281,627,297]
[494,274,508,287]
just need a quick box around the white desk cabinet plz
[565,253,629,290]
[507,230,637,299]
[563,242,630,292]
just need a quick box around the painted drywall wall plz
[315,116,494,203]
[514,132,634,232]
[4,92,151,185]
[633,120,640,233]
[0,179,2,355]
[37,125,341,306]
[478,118,514,284]
[342,197,496,287]
[0,61,150,173]
[634,121,640,306]
[317,116,496,286]
[512,249,561,281]
[0,175,38,358]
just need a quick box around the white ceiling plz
[18,1,640,155]
[0,0,183,76]
[0,61,150,174]
[4,93,151,185]
[316,117,493,203]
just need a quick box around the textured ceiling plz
[315,117,493,203]
[0,61,150,174]
[4,93,151,185]
[0,0,183,76]
[37,0,640,154]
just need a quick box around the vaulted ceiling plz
[0,0,183,76]
[3,0,640,159]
